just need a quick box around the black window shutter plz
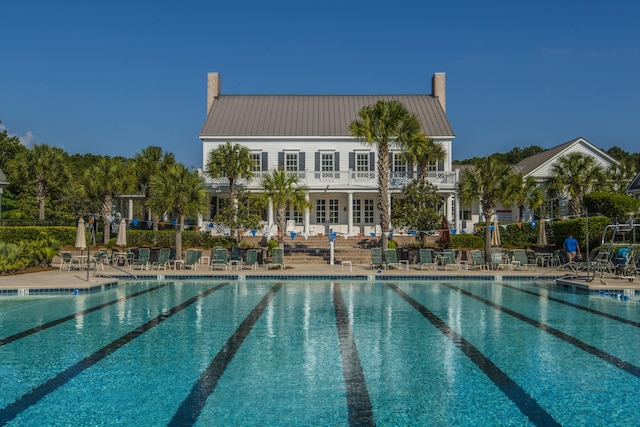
[299,152,305,171]
[335,152,340,171]
[315,152,320,171]
[349,152,355,170]
[278,152,284,169]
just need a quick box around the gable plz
[200,94,454,138]
[627,172,640,195]
[516,137,619,180]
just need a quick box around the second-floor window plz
[392,152,407,175]
[356,153,370,172]
[321,153,334,172]
[285,152,298,172]
[251,152,262,172]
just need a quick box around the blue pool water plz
[1,279,640,426]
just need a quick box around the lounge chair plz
[490,251,510,270]
[511,249,536,270]
[442,249,461,270]
[211,248,229,270]
[229,246,244,270]
[370,248,384,270]
[469,250,488,270]
[131,248,151,270]
[266,247,285,270]
[384,249,402,270]
[152,248,171,270]
[59,251,81,271]
[244,249,259,270]
[419,249,436,270]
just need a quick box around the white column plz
[128,199,133,221]
[347,192,353,236]
[304,193,310,235]
[197,213,203,231]
[267,198,274,237]
[454,193,460,233]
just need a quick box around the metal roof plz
[200,95,454,138]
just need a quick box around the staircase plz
[241,235,419,265]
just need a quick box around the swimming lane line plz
[499,283,640,328]
[441,283,640,379]
[333,283,376,427]
[0,282,171,347]
[168,283,283,427]
[0,283,229,425]
[386,283,560,427]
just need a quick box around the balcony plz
[203,170,458,192]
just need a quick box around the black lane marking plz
[333,283,376,427]
[441,283,640,378]
[387,283,560,427]
[500,283,640,328]
[0,283,172,347]
[0,283,229,425]
[168,283,283,427]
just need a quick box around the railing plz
[204,170,457,190]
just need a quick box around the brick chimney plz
[207,72,220,113]
[432,73,446,112]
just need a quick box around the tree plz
[131,146,176,231]
[147,164,207,259]
[211,187,263,235]
[605,161,637,194]
[503,173,544,222]
[205,142,254,236]
[458,156,513,260]
[400,135,446,180]
[0,122,26,171]
[260,169,310,246]
[9,143,69,220]
[85,157,130,244]
[349,100,423,250]
[546,152,604,217]
[391,179,442,246]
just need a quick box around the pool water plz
[1,279,640,426]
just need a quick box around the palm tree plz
[260,169,310,246]
[205,142,254,235]
[400,135,446,180]
[605,161,636,194]
[503,173,544,222]
[349,100,423,250]
[546,152,603,217]
[131,146,176,231]
[147,164,207,259]
[458,156,513,261]
[85,157,130,244]
[9,144,68,220]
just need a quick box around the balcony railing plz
[203,170,457,191]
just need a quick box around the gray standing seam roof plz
[200,95,454,138]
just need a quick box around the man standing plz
[563,234,580,263]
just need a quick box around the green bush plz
[0,226,76,245]
[449,234,484,249]
[584,192,640,220]
[548,216,610,249]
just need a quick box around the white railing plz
[204,170,457,190]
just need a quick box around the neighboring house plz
[459,137,619,229]
[199,72,458,236]
[627,172,640,199]
[0,167,8,219]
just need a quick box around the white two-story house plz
[199,72,458,237]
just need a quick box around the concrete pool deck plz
[0,262,638,294]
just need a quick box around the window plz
[353,199,361,223]
[392,152,407,174]
[285,152,298,172]
[285,206,304,224]
[329,199,339,224]
[316,199,326,223]
[356,153,369,172]
[321,153,334,172]
[250,152,262,172]
[364,199,374,224]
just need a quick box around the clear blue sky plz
[2,0,638,168]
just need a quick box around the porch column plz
[197,214,203,231]
[347,192,353,235]
[267,198,274,237]
[128,199,133,221]
[304,193,310,235]
[454,193,460,233]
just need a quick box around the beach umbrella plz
[491,217,501,247]
[439,216,450,244]
[537,220,547,247]
[115,218,127,248]
[75,217,87,253]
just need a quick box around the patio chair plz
[469,250,488,270]
[370,248,384,270]
[244,249,259,270]
[152,248,171,270]
[442,249,461,270]
[131,248,151,270]
[419,249,436,270]
[229,246,244,270]
[384,249,402,270]
[183,248,201,270]
[59,251,81,271]
[511,249,536,270]
[211,248,229,270]
[266,247,285,270]
[490,251,510,270]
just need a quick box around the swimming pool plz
[1,279,640,426]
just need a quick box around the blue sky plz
[2,0,638,168]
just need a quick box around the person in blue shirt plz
[563,234,580,263]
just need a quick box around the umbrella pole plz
[87,220,90,282]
